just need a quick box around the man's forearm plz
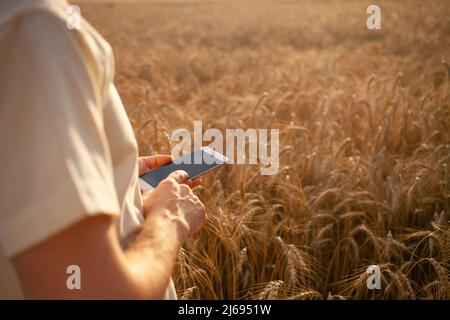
[12,171,204,299]
[12,214,186,300]
[123,209,187,299]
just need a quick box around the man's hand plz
[141,170,207,241]
[138,155,202,188]
[12,160,207,299]
[138,155,173,175]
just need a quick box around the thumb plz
[168,170,188,184]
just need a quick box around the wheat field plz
[79,0,450,299]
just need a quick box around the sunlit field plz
[79,0,450,299]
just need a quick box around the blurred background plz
[2,0,449,299]
[80,0,450,299]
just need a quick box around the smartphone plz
[138,146,229,191]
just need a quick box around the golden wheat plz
[79,0,450,299]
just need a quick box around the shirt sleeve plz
[0,12,121,257]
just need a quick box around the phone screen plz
[139,149,226,188]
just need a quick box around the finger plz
[168,170,188,184]
[141,155,173,171]
[178,184,191,195]
[183,179,194,187]
[191,177,203,188]
[191,205,207,235]
[183,177,202,188]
